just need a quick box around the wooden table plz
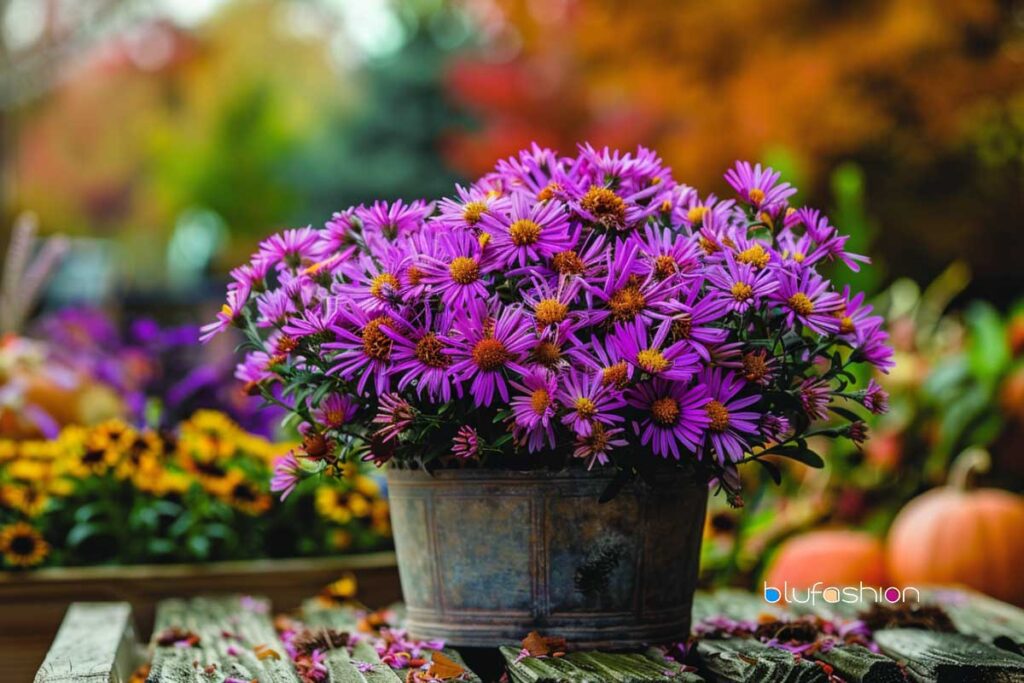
[32,589,1024,682]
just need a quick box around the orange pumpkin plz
[886,449,1024,605]
[765,529,888,589]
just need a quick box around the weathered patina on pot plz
[386,467,708,648]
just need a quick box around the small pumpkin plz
[886,448,1024,605]
[765,529,888,590]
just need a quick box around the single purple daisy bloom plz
[313,394,359,430]
[626,378,710,459]
[324,305,398,395]
[446,302,533,407]
[706,251,779,314]
[557,369,625,437]
[610,318,699,382]
[435,183,509,230]
[631,224,702,282]
[270,451,302,501]
[356,199,432,240]
[770,269,843,335]
[452,425,481,461]
[799,377,832,420]
[479,192,572,268]
[419,227,495,307]
[573,423,627,469]
[699,368,761,464]
[860,379,889,415]
[200,284,250,343]
[853,319,895,373]
[383,306,459,403]
[586,240,676,326]
[258,227,320,271]
[724,161,796,212]
[521,275,583,333]
[652,284,730,361]
[372,393,416,443]
[510,369,558,452]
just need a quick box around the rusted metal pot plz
[386,467,708,648]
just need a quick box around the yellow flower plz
[0,441,19,463]
[354,475,380,498]
[322,572,358,601]
[220,471,271,515]
[0,522,49,568]
[2,485,50,516]
[315,487,353,524]
[115,431,165,480]
[330,529,353,551]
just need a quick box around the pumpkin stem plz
[948,447,991,491]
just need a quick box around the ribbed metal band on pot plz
[386,468,708,648]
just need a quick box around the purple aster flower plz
[568,336,635,390]
[626,378,710,459]
[653,284,730,361]
[313,394,359,429]
[419,227,495,307]
[446,302,533,407]
[200,284,250,343]
[724,161,796,212]
[235,351,276,386]
[281,298,342,340]
[521,275,583,333]
[324,304,399,394]
[573,423,627,469]
[699,368,761,463]
[632,224,702,282]
[834,286,885,342]
[372,393,416,442]
[676,193,734,232]
[452,425,480,461]
[493,143,569,198]
[319,208,358,255]
[770,269,843,335]
[383,306,459,402]
[479,192,572,268]
[586,240,677,326]
[557,369,625,437]
[435,183,509,229]
[270,451,301,501]
[759,413,791,442]
[356,199,432,240]
[510,369,558,452]
[256,289,298,329]
[860,379,889,414]
[611,318,699,382]
[706,251,779,314]
[258,227,320,271]
[571,180,662,232]
[853,319,895,373]
[799,377,832,420]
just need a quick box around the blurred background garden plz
[0,0,1022,597]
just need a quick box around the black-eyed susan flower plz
[0,521,49,567]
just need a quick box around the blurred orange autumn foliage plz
[446,0,1021,186]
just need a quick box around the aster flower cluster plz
[206,144,892,499]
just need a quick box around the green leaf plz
[755,458,782,484]
[66,523,107,548]
[766,445,825,468]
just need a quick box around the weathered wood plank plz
[815,644,906,683]
[500,645,601,683]
[696,637,828,683]
[922,588,1024,655]
[34,602,137,683]
[146,596,299,683]
[873,628,1024,682]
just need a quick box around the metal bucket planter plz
[386,468,708,648]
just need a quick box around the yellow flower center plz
[636,348,670,374]
[672,313,693,340]
[654,254,678,280]
[736,244,770,269]
[537,182,561,201]
[609,284,646,322]
[651,397,680,426]
[534,298,568,326]
[414,332,449,368]
[472,338,510,370]
[706,400,730,432]
[552,250,585,275]
[688,206,708,225]
[699,235,719,255]
[478,232,491,248]
[788,292,815,316]
[370,273,400,299]
[731,282,754,302]
[531,388,551,415]
[742,352,769,382]
[361,317,394,361]
[748,188,766,205]
[462,201,487,225]
[406,265,424,286]
[448,256,480,285]
[838,315,855,335]
[581,185,627,228]
[509,219,542,246]
[601,361,630,389]
[532,340,562,367]
[574,397,598,419]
